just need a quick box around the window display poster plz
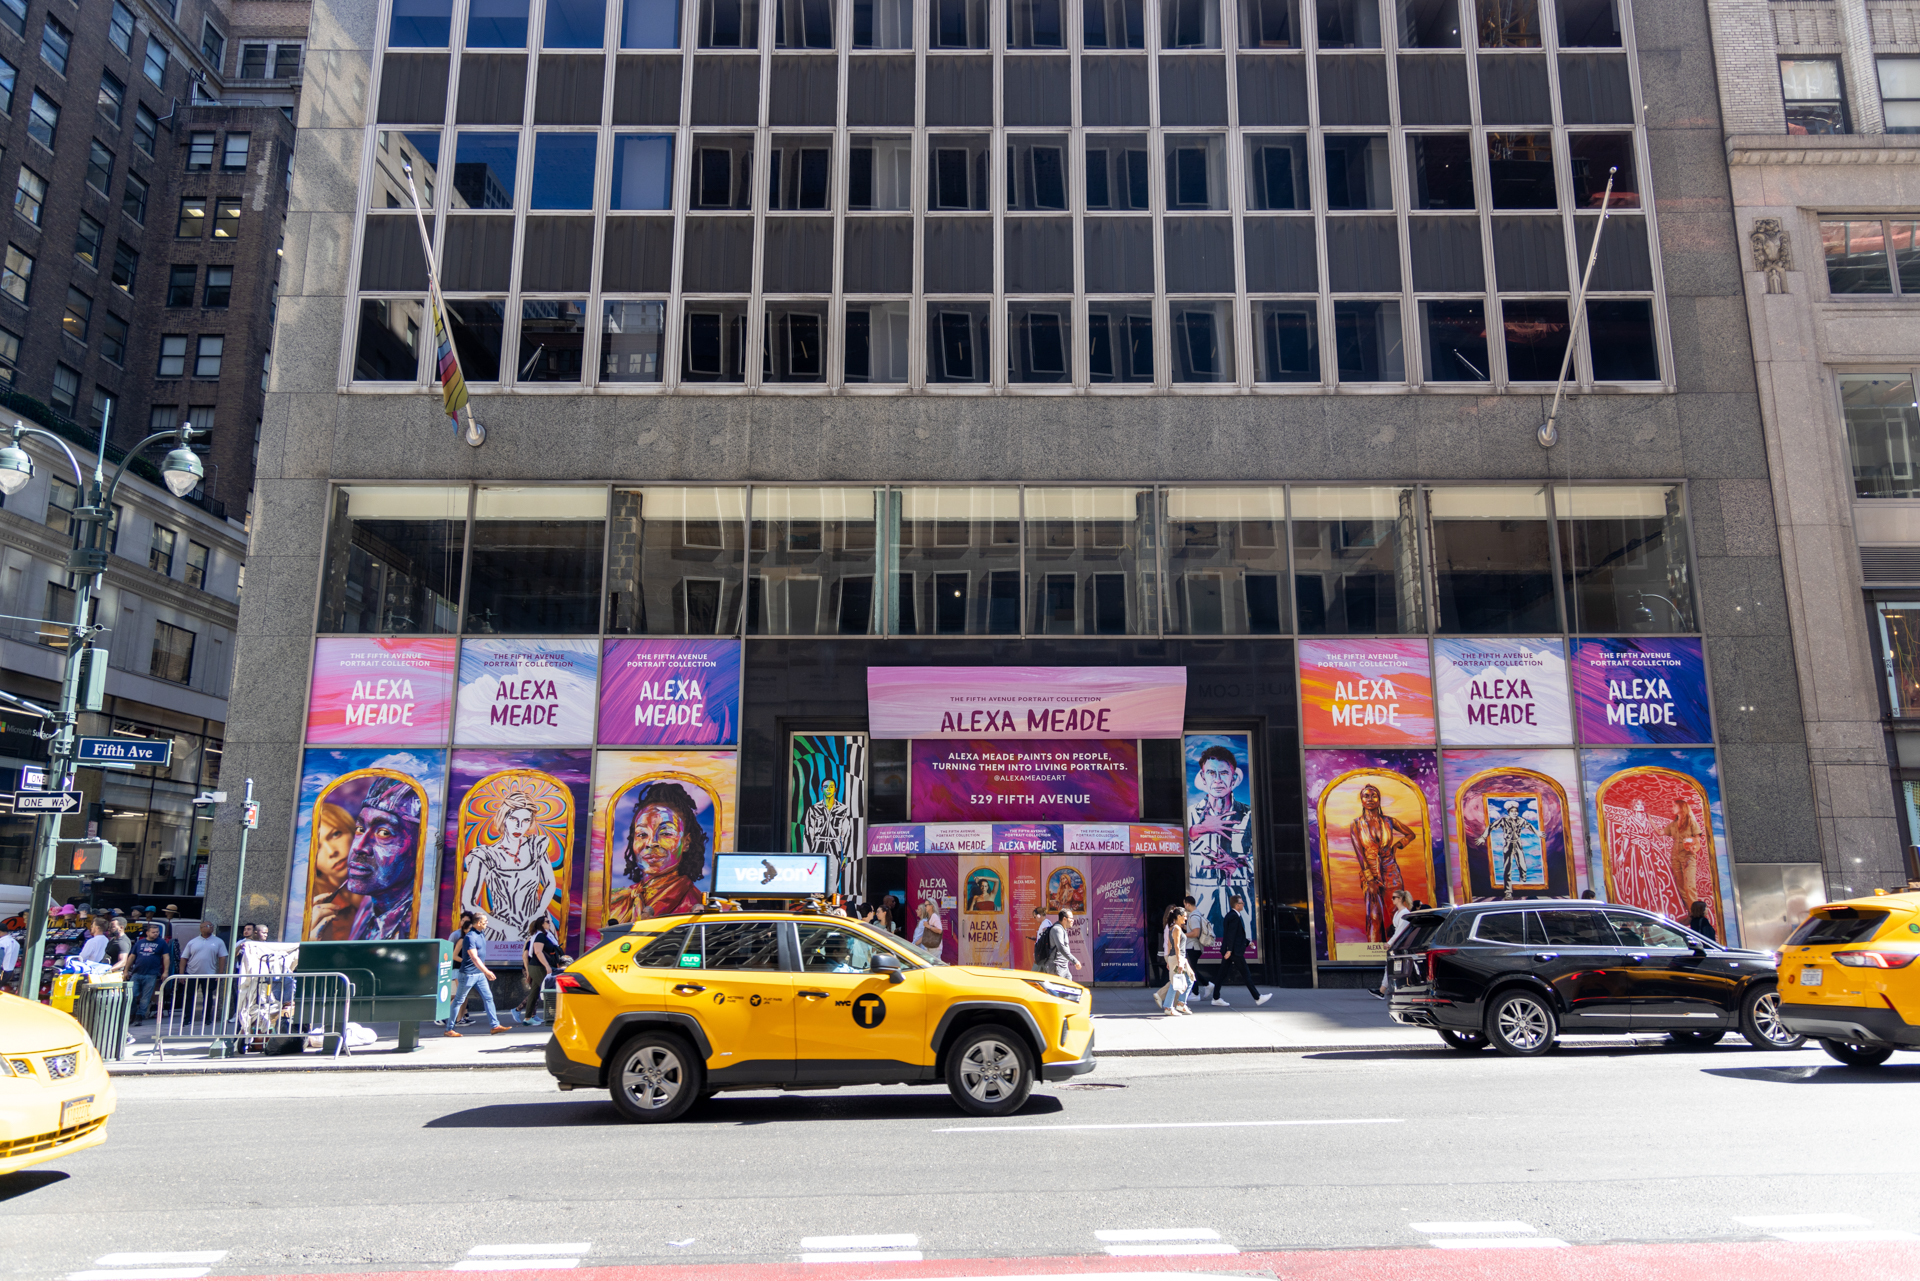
[1434,637,1571,746]
[1039,856,1093,981]
[1009,856,1046,968]
[305,638,457,745]
[1185,733,1258,961]
[437,748,591,963]
[597,639,742,747]
[1442,748,1586,903]
[788,734,867,870]
[587,749,734,950]
[956,854,1012,967]
[910,739,1141,822]
[1305,748,1443,964]
[454,639,599,746]
[1571,638,1714,745]
[868,665,1188,738]
[996,823,1063,854]
[288,748,447,944]
[1090,855,1147,982]
[906,854,960,963]
[1298,639,1436,746]
[1582,747,1735,944]
[867,824,925,856]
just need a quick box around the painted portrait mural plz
[1184,732,1258,960]
[788,732,867,863]
[1583,748,1733,941]
[589,750,735,947]
[1442,749,1586,902]
[1305,749,1442,963]
[438,748,589,961]
[289,748,447,942]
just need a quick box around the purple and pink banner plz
[307,638,457,745]
[598,639,741,747]
[868,666,1186,738]
[909,739,1141,822]
[1571,638,1713,745]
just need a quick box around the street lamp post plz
[1,406,204,1002]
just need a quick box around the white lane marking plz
[1769,1230,1920,1243]
[467,1247,592,1257]
[68,1272,211,1280]
[1735,1214,1871,1229]
[799,1253,926,1264]
[94,1256,228,1267]
[799,1236,918,1250]
[1411,1222,1534,1234]
[937,1118,1401,1133]
[448,1262,581,1271]
[1094,1230,1221,1243]
[1102,1245,1240,1257]
[1430,1239,1569,1250]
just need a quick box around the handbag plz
[1170,971,1191,997]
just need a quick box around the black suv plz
[1386,900,1805,1056]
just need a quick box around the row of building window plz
[389,0,1629,54]
[320,480,1693,639]
[1782,56,1920,135]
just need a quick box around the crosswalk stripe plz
[1094,1230,1221,1242]
[1102,1244,1240,1257]
[1430,1239,1569,1250]
[799,1253,925,1264]
[68,1271,211,1280]
[93,1255,227,1266]
[1411,1222,1533,1234]
[466,1247,591,1257]
[448,1262,581,1271]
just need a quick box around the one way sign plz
[12,790,83,814]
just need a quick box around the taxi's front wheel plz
[608,1031,704,1123]
[946,1025,1034,1117]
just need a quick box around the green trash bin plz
[74,977,132,1062]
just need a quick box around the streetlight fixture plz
[14,408,204,1003]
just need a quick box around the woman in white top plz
[911,900,944,954]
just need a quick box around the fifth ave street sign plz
[77,737,173,768]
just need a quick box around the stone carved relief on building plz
[1751,219,1793,294]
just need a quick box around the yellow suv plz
[1777,891,1920,1067]
[544,911,1095,1122]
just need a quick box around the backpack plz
[1033,924,1055,968]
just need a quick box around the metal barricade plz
[151,971,356,1061]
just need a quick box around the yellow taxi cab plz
[544,910,1095,1121]
[1776,890,1920,1067]
[0,992,116,1174]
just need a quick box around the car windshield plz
[1787,908,1890,946]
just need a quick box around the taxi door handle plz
[1534,952,1559,961]
[672,984,705,995]
[1627,953,1649,962]
[798,989,829,999]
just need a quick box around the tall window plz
[110,2,136,54]
[13,167,45,225]
[150,620,195,683]
[49,363,78,414]
[194,335,224,377]
[144,39,170,88]
[98,72,125,125]
[74,213,104,269]
[167,265,196,307]
[1844,375,1920,500]
[177,198,206,238]
[205,266,233,307]
[62,287,90,341]
[123,173,149,222]
[101,313,128,365]
[157,334,188,377]
[134,104,158,157]
[27,92,57,148]
[86,141,113,195]
[202,23,227,68]
[188,132,215,170]
[0,0,23,39]
[150,525,177,575]
[111,242,139,293]
[1782,58,1847,134]
[185,541,210,590]
[2,245,33,304]
[222,133,250,171]
[240,44,269,77]
[214,200,241,238]
[40,18,71,75]
[1882,59,1920,135]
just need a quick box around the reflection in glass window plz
[518,299,588,382]
[853,0,913,46]
[749,488,882,634]
[1024,487,1156,635]
[1556,485,1694,634]
[1245,136,1309,210]
[765,303,828,383]
[1408,134,1473,210]
[1500,298,1568,382]
[845,301,911,383]
[1428,485,1558,634]
[700,0,760,48]
[1088,302,1154,383]
[1172,301,1235,383]
[1567,132,1637,208]
[1781,58,1846,135]
[1010,0,1065,47]
[1585,299,1657,381]
[1256,302,1319,383]
[693,137,756,209]
[850,137,913,209]
[468,0,532,46]
[929,136,991,210]
[682,300,749,381]
[1822,220,1892,295]
[1009,304,1071,385]
[544,0,607,47]
[1086,135,1151,211]
[1477,0,1540,47]
[1008,136,1070,211]
[602,299,667,382]
[776,0,834,48]
[934,0,990,47]
[1333,300,1404,383]
[888,488,1021,634]
[1556,0,1618,48]
[927,303,992,383]
[1085,0,1145,47]
[612,134,673,209]
[623,0,679,45]
[1487,132,1555,208]
[454,133,520,209]
[1419,300,1489,383]
[1165,135,1229,210]
[1843,375,1920,500]
[1880,58,1920,135]
[466,486,608,633]
[354,298,424,381]
[1397,0,1459,48]
[449,300,508,380]
[318,485,467,633]
[1162,0,1220,48]
[1292,487,1423,633]
[1165,487,1287,634]
[531,133,597,209]
[1876,602,1920,717]
[1316,0,1381,49]
[769,137,833,210]
[1325,136,1391,210]
[606,486,747,634]
[1240,0,1295,48]
[392,0,455,45]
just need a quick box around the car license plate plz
[61,1095,93,1128]
[1801,968,1822,987]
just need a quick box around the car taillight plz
[554,972,599,994]
[1831,950,1918,969]
[1426,948,1458,982]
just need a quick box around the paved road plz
[5,1041,1920,1280]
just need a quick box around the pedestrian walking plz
[1046,908,1081,981]
[444,910,506,1036]
[1687,900,1717,942]
[911,900,944,954]
[78,918,109,966]
[1158,905,1195,1015]
[127,923,171,1021]
[1213,894,1270,1006]
[517,915,562,1027]
[0,928,18,993]
[1182,896,1214,1002]
[1372,890,1413,998]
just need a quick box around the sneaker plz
[1256,993,1272,1006]
[1175,1005,1194,1015]
[1212,997,1230,1006]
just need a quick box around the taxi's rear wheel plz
[1740,985,1805,1051]
[1821,1038,1894,1068]
[947,1025,1035,1117]
[608,1031,703,1123]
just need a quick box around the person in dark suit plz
[1213,894,1270,1006]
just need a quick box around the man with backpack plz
[443,910,506,1037]
[1030,906,1057,970]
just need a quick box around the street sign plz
[77,737,173,768]
[63,839,116,875]
[14,790,83,814]
[19,765,47,791]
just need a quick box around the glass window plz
[0,325,16,380]
[135,105,158,157]
[177,198,207,238]
[0,57,13,113]
[1165,135,1229,210]
[111,2,136,52]
[844,300,911,382]
[748,487,882,635]
[1877,602,1920,717]
[1500,297,1567,381]
[888,487,1021,634]
[357,299,428,380]
[701,921,784,968]
[1844,375,1920,500]
[1024,487,1156,635]
[87,141,114,194]
[1162,0,1220,48]
[854,0,914,46]
[123,173,150,223]
[1477,0,1539,47]
[850,137,913,210]
[1171,301,1236,383]
[62,286,89,341]
[88,387,116,433]
[1487,132,1555,208]
[145,39,170,88]
[611,134,673,208]
[150,621,195,684]
[777,0,835,47]
[194,334,224,377]
[48,363,77,413]
[1317,0,1381,49]
[203,23,226,67]
[1255,301,1319,383]
[1087,301,1154,382]
[601,299,666,382]
[391,0,456,45]
[466,486,608,632]
[1001,136,1063,211]
[205,266,233,307]
[1245,135,1309,210]
[1881,58,1920,135]
[1240,0,1296,47]
[41,18,70,75]
[1822,220,1892,295]
[1332,299,1404,383]
[167,265,197,306]
[797,923,902,972]
[1585,299,1657,381]
[1164,487,1288,634]
[222,133,250,170]
[1428,485,1558,633]
[1603,910,1693,950]
[450,300,508,379]
[1,244,31,304]
[1085,0,1145,47]
[764,303,828,382]
[13,167,45,225]
[318,485,467,633]
[468,0,532,47]
[606,486,746,633]
[1397,0,1459,48]
[241,43,270,77]
[1086,134,1151,210]
[99,73,125,126]
[1556,484,1694,634]
[1408,134,1473,209]
[454,134,520,209]
[1325,135,1391,210]
[927,302,992,383]
[214,199,242,238]
[518,299,588,382]
[28,92,57,148]
[623,0,681,46]
[186,541,210,590]
[681,299,748,380]
[1781,58,1846,135]
[699,0,761,47]
[769,136,833,210]
[1291,487,1421,632]
[150,525,177,575]
[1567,132,1637,208]
[545,0,608,47]
[156,334,187,376]
[1557,0,1618,47]
[1536,908,1616,947]
[1008,304,1071,385]
[1008,0,1065,47]
[934,0,990,47]
[101,312,128,365]
[929,136,992,210]
[1419,299,1489,383]
[275,44,306,79]
[531,133,597,209]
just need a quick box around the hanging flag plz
[431,295,467,426]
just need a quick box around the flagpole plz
[401,158,485,448]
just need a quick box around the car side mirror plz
[1690,942,1708,958]
[871,952,904,983]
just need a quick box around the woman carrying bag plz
[911,900,944,955]
[1159,904,1195,1015]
